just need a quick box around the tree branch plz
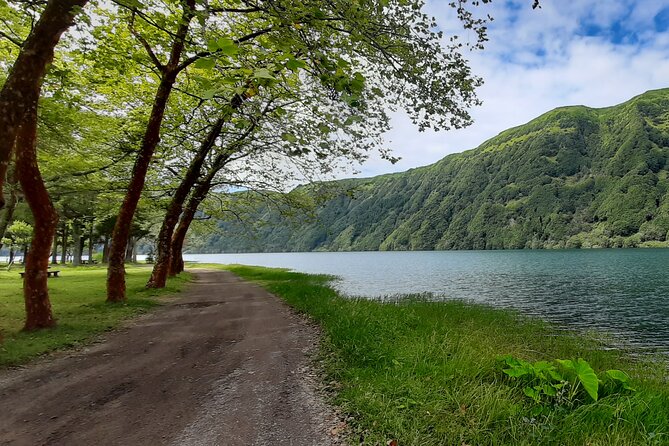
[0,30,22,47]
[129,11,165,72]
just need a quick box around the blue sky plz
[355,0,669,177]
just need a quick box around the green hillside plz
[197,88,669,251]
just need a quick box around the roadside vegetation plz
[226,264,669,446]
[0,265,190,367]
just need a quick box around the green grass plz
[223,264,669,446]
[0,264,191,367]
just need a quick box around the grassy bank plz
[225,264,669,446]
[0,265,190,367]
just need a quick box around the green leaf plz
[606,369,635,391]
[119,0,143,9]
[253,68,276,80]
[523,387,541,403]
[574,358,599,401]
[217,38,239,56]
[206,39,219,52]
[605,369,629,383]
[318,124,331,134]
[556,359,575,372]
[281,132,298,143]
[194,58,215,70]
[286,59,307,71]
[201,89,218,100]
[541,384,557,397]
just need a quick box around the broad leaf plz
[194,58,215,70]
[574,358,599,401]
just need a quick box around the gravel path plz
[0,269,342,445]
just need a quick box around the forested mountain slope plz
[197,88,669,251]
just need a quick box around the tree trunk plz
[51,233,58,264]
[0,169,19,250]
[106,0,195,302]
[125,237,135,263]
[169,179,213,276]
[60,223,68,264]
[72,219,81,266]
[147,118,224,288]
[87,219,94,263]
[169,213,191,276]
[21,244,28,264]
[0,0,89,209]
[9,246,14,265]
[16,108,59,330]
[102,237,109,263]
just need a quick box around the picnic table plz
[19,270,61,278]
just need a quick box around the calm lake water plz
[184,249,669,353]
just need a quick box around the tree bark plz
[0,0,89,209]
[16,108,59,331]
[106,0,195,302]
[147,118,224,288]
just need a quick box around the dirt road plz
[0,270,341,445]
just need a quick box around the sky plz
[353,0,669,178]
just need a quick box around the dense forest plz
[196,88,669,251]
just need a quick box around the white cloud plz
[350,0,669,178]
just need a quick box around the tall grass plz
[227,264,669,446]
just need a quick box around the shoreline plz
[225,264,669,445]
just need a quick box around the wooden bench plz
[81,260,98,265]
[19,270,61,278]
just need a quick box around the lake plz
[184,249,669,353]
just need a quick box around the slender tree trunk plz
[147,118,224,288]
[169,179,213,276]
[16,108,59,330]
[72,219,81,266]
[0,0,89,209]
[169,213,192,276]
[87,220,94,263]
[0,169,19,250]
[51,233,58,264]
[9,247,14,265]
[60,223,68,264]
[125,237,135,263]
[106,0,196,302]
[21,244,28,264]
[102,237,109,263]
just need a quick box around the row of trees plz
[0,0,493,330]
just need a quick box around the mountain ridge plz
[192,87,669,252]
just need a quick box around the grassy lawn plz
[224,264,669,446]
[0,265,191,367]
